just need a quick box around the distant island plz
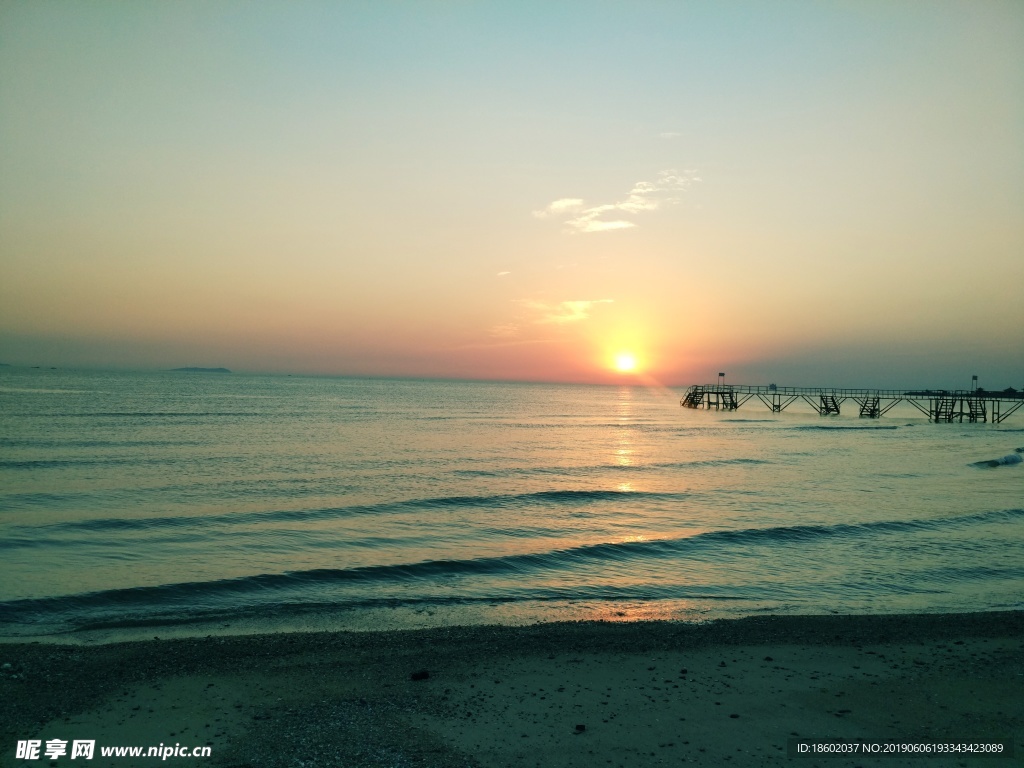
[171,367,231,373]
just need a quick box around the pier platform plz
[680,384,1024,423]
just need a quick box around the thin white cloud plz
[659,132,681,139]
[565,215,635,233]
[536,169,700,234]
[532,198,585,219]
[518,298,614,324]
[496,271,511,277]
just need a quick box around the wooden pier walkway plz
[680,384,1024,423]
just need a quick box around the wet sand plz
[1,612,1021,768]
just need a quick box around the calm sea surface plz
[1,368,1021,639]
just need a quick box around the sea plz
[1,367,1022,641]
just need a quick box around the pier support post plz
[966,396,986,423]
[819,394,841,416]
[857,396,881,418]
[756,393,798,413]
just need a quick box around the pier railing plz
[680,384,1023,423]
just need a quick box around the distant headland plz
[171,367,231,373]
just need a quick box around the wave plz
[0,437,206,449]
[12,588,757,634]
[3,488,691,536]
[971,453,1023,468]
[0,457,190,470]
[4,507,1020,625]
[502,422,684,432]
[452,457,769,478]
[788,424,901,431]
[51,411,263,418]
[0,458,131,470]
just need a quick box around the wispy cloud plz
[532,198,585,219]
[481,298,613,345]
[562,205,635,234]
[536,169,700,234]
[496,271,511,277]
[659,132,681,139]
[518,298,614,324]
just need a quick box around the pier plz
[680,384,1024,423]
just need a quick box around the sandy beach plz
[1,612,1021,768]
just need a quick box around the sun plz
[614,352,638,373]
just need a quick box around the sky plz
[1,0,1022,388]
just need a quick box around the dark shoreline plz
[2,610,1022,767]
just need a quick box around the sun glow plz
[614,352,638,373]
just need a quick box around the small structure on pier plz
[680,384,1023,424]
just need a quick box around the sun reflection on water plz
[615,385,636,466]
